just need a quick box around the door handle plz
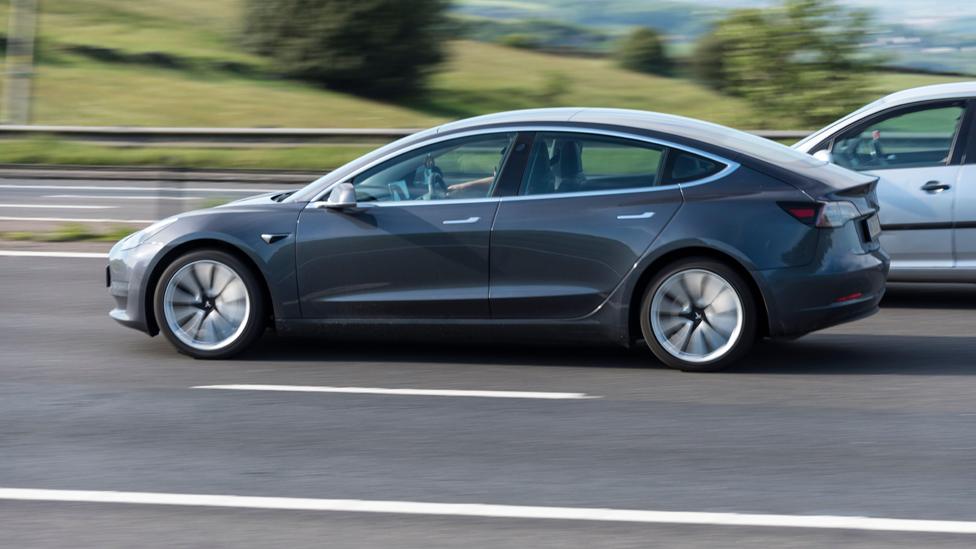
[616,212,655,220]
[442,216,480,225]
[921,181,951,193]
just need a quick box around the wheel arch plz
[627,246,771,344]
[143,238,275,336]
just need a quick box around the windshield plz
[287,129,436,203]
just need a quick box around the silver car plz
[795,82,976,282]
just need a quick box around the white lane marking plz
[2,488,976,534]
[0,184,278,193]
[194,384,599,400]
[0,216,155,223]
[0,250,107,258]
[0,203,116,209]
[46,194,203,201]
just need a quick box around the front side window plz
[351,133,516,202]
[521,133,665,196]
[832,104,965,171]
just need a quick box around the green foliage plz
[536,72,572,105]
[455,17,611,53]
[693,0,878,126]
[499,33,541,50]
[618,27,672,76]
[243,0,449,98]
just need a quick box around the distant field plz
[0,0,970,170]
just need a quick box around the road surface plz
[1,179,975,547]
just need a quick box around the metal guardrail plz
[0,125,811,145]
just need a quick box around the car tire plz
[153,249,265,359]
[639,258,757,372]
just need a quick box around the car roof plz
[436,107,825,172]
[875,81,976,105]
[794,81,976,151]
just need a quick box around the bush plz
[691,0,877,126]
[617,27,672,76]
[243,0,449,98]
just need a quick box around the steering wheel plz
[420,155,447,200]
[867,131,888,168]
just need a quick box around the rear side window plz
[521,133,664,196]
[666,151,724,183]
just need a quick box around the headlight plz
[118,216,179,250]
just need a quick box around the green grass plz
[0,138,374,170]
[0,223,137,242]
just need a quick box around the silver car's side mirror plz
[812,149,834,164]
[315,182,357,210]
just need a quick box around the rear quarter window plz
[666,151,725,183]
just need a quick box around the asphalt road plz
[2,229,976,546]
[0,177,291,227]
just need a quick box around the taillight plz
[815,201,861,228]
[780,201,860,228]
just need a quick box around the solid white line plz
[46,194,203,201]
[1,488,975,534]
[0,184,277,193]
[193,384,599,400]
[0,250,107,258]
[0,203,116,209]
[0,216,155,223]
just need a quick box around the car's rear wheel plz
[640,258,756,372]
[154,250,265,359]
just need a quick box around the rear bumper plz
[757,243,889,338]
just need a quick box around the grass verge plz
[0,223,137,243]
[0,138,376,171]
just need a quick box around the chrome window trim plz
[305,125,740,207]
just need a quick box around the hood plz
[219,189,297,207]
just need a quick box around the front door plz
[830,101,967,270]
[296,132,517,319]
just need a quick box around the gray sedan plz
[108,108,888,371]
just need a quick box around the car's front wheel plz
[640,258,757,372]
[154,250,265,359]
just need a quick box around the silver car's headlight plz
[117,216,179,250]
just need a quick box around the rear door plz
[489,131,683,319]
[828,101,967,270]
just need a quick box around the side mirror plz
[317,182,357,210]
[812,149,834,164]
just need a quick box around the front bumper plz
[107,240,165,335]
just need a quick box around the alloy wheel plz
[162,259,251,352]
[649,268,744,364]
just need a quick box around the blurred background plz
[0,0,973,242]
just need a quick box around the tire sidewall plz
[153,250,265,359]
[639,258,757,372]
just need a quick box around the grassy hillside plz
[0,0,969,170]
[0,0,965,130]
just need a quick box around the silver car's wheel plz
[640,259,756,371]
[162,259,251,352]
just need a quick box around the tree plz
[618,27,672,76]
[692,0,876,126]
[243,0,449,98]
